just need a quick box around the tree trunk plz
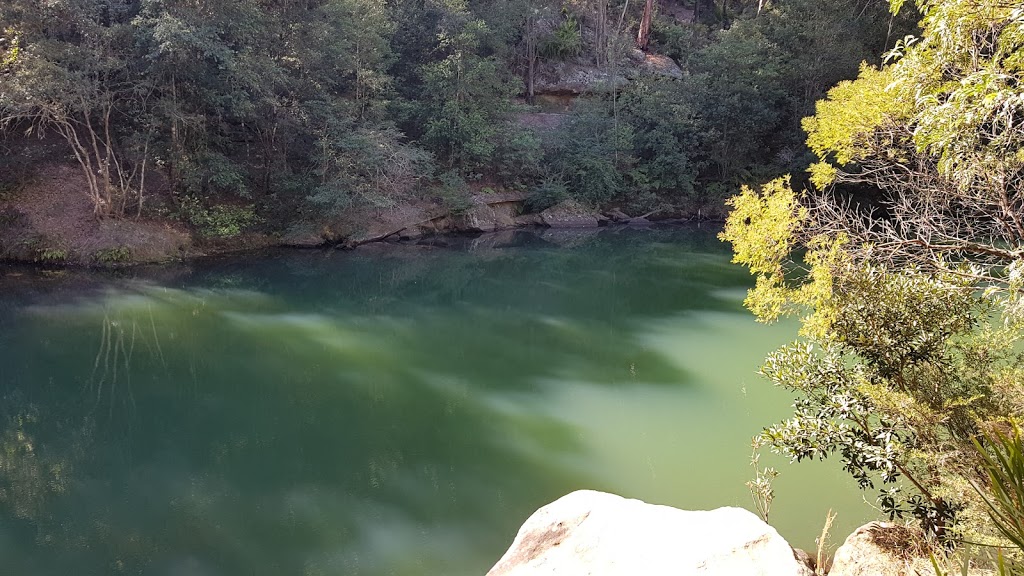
[593,0,609,66]
[636,0,654,51]
[527,54,536,104]
[526,10,537,104]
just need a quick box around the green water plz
[0,226,874,575]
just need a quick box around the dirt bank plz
[0,164,192,265]
[0,161,720,268]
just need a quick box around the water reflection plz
[0,226,872,575]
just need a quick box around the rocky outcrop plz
[539,200,603,228]
[626,48,684,79]
[828,522,931,576]
[349,194,608,242]
[486,490,814,576]
[278,193,614,250]
[516,112,568,132]
[604,208,632,223]
[534,62,628,95]
[532,51,682,96]
[452,191,530,233]
[323,190,540,245]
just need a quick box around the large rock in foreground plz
[487,490,813,576]
[828,522,931,576]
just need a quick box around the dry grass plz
[868,523,932,560]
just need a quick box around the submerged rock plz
[486,490,813,576]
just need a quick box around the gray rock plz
[470,190,529,205]
[604,208,632,222]
[532,51,680,97]
[792,547,817,574]
[539,200,600,229]
[453,202,519,232]
[514,213,544,227]
[630,50,684,79]
[534,61,628,95]
[486,490,814,576]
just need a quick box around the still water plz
[0,226,874,575]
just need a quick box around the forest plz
[0,0,910,245]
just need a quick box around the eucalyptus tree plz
[136,0,402,200]
[636,0,654,50]
[0,0,415,222]
[406,2,539,178]
[472,0,563,104]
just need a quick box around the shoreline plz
[0,218,724,270]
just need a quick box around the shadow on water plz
[0,226,870,575]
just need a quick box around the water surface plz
[0,226,873,575]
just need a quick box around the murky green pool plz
[0,226,873,575]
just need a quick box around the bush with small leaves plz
[723,177,1024,543]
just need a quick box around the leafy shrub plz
[176,151,249,198]
[490,122,542,186]
[724,178,1024,543]
[548,100,633,205]
[309,126,434,214]
[525,179,568,213]
[94,247,132,264]
[540,16,583,59]
[435,171,473,214]
[36,246,68,263]
[414,19,521,172]
[177,195,259,238]
[933,429,1024,575]
[650,19,712,67]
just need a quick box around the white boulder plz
[486,490,814,576]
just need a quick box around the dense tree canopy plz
[0,0,907,233]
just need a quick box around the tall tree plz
[636,0,654,51]
[413,12,523,171]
